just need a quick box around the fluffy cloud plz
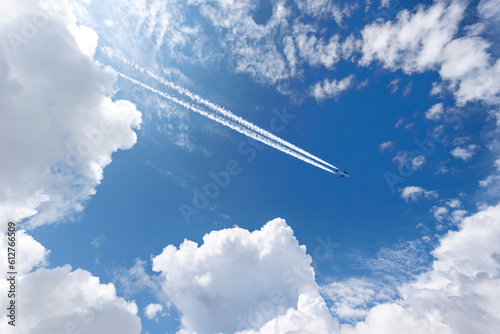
[0,0,141,228]
[400,186,438,202]
[293,23,342,70]
[360,0,500,105]
[0,230,141,334]
[341,203,500,334]
[150,204,500,334]
[425,102,444,121]
[0,265,141,334]
[0,1,142,333]
[360,1,465,72]
[144,303,164,320]
[152,219,339,334]
[451,144,478,161]
[392,151,426,171]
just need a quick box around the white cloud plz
[431,206,449,222]
[294,0,357,25]
[321,278,396,322]
[378,141,395,152]
[144,303,164,320]
[0,0,141,228]
[430,81,444,96]
[446,198,461,208]
[311,75,355,101]
[0,2,142,333]
[1,230,48,277]
[451,144,478,161]
[425,102,444,121]
[450,209,468,224]
[452,136,471,146]
[360,1,465,72]
[293,23,341,69]
[0,230,141,333]
[341,203,500,334]
[400,186,438,202]
[388,78,400,94]
[152,219,339,334]
[394,118,405,129]
[113,258,161,297]
[393,151,426,171]
[0,265,141,334]
[479,158,500,187]
[359,0,500,105]
[431,200,469,227]
[402,81,413,97]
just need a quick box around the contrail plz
[102,48,339,173]
[113,70,335,174]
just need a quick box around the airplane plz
[337,168,349,178]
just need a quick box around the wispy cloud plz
[311,74,355,101]
[378,141,395,152]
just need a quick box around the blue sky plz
[1,0,500,333]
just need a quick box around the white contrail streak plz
[102,48,339,173]
[114,70,335,174]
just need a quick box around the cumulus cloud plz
[430,197,468,229]
[393,151,426,171]
[0,265,141,334]
[311,75,355,101]
[341,203,500,334]
[425,102,445,121]
[359,0,500,105]
[0,1,142,333]
[149,204,500,333]
[446,198,461,208]
[152,219,339,334]
[144,303,164,320]
[0,230,141,333]
[451,144,478,161]
[400,186,438,202]
[0,0,141,228]
[431,206,449,222]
